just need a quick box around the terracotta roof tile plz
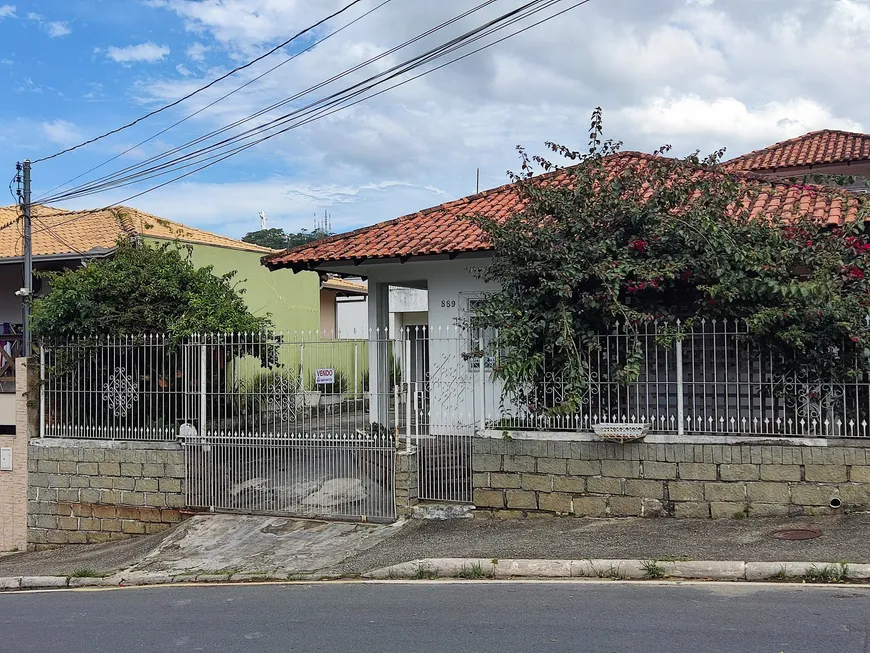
[725,130,870,172]
[321,276,368,295]
[0,205,274,261]
[264,152,867,271]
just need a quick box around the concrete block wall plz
[27,439,187,549]
[472,437,870,519]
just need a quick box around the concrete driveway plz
[0,515,403,581]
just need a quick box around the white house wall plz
[363,257,503,435]
[336,285,429,338]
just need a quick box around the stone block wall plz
[28,439,187,549]
[395,447,419,516]
[472,437,870,519]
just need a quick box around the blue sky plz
[1,0,867,240]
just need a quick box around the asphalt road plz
[1,581,868,653]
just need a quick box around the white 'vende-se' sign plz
[315,368,335,385]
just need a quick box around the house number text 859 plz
[441,300,456,308]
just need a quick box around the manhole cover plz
[769,528,822,541]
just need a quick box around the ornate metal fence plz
[40,321,870,516]
[41,335,195,440]
[490,320,870,438]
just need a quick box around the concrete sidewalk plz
[0,515,401,580]
[1,512,869,588]
[333,513,870,576]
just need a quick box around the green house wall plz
[144,237,320,335]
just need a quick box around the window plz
[461,295,495,370]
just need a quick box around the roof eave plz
[0,247,117,266]
[263,248,495,273]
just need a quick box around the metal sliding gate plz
[183,434,397,523]
[184,334,398,522]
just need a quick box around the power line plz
[34,0,394,204]
[43,0,543,204]
[17,0,594,237]
[48,0,558,204]
[42,0,505,203]
[41,0,575,208]
[31,0,370,164]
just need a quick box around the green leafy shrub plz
[469,109,870,410]
[240,369,299,414]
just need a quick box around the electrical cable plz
[18,0,594,235]
[31,0,369,164]
[35,0,591,226]
[47,0,559,202]
[40,0,506,202]
[40,0,574,208]
[34,0,394,203]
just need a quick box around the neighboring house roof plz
[263,152,865,271]
[725,130,870,173]
[0,204,275,262]
[321,276,368,296]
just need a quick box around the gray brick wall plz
[27,440,187,549]
[472,438,870,519]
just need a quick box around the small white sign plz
[0,447,12,472]
[315,368,335,385]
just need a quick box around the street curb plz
[3,558,870,591]
[363,558,870,582]
[0,570,332,591]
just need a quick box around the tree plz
[34,240,275,431]
[32,239,271,340]
[241,228,292,250]
[242,227,331,250]
[469,109,870,411]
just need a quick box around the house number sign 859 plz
[441,300,456,308]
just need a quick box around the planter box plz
[303,391,322,408]
[320,393,345,407]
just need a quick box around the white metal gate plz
[183,433,396,523]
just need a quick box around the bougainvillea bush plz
[469,110,870,409]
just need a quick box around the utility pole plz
[20,160,32,357]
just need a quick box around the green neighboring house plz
[0,203,321,335]
[0,204,321,427]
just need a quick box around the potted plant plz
[319,369,348,407]
[302,373,322,409]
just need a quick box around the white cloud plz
[106,42,170,64]
[186,42,210,62]
[25,11,71,37]
[0,5,14,18]
[62,177,448,239]
[41,120,82,146]
[44,20,71,38]
[57,0,870,235]
[618,94,863,141]
[176,63,193,76]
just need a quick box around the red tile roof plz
[725,130,870,173]
[264,152,866,271]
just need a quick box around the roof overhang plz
[0,247,116,266]
[264,249,494,275]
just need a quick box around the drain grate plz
[769,528,822,541]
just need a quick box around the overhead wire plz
[25,0,594,234]
[30,0,370,164]
[46,0,554,203]
[42,0,547,203]
[41,0,506,202]
[34,0,395,204]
